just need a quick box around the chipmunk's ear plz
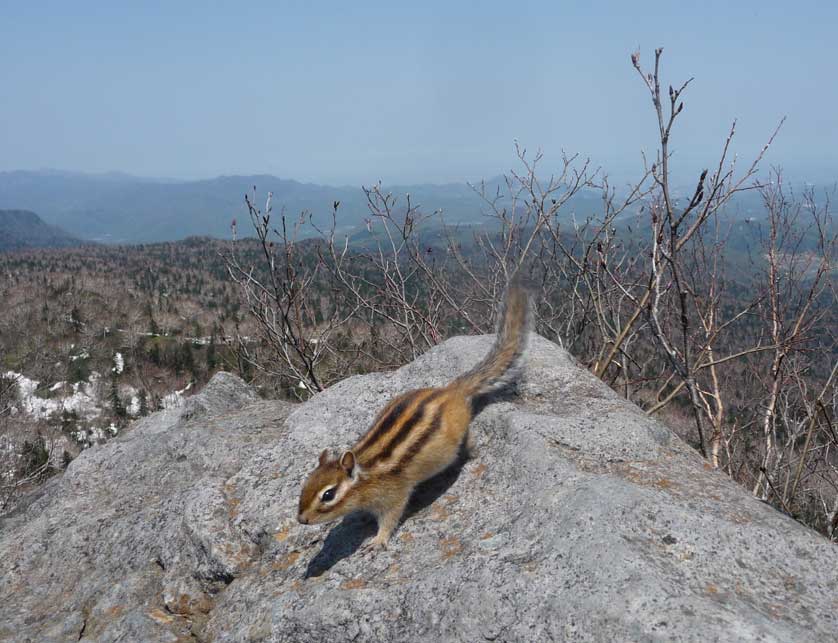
[339,450,356,477]
[318,449,330,466]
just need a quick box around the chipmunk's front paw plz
[360,534,390,553]
[371,536,390,550]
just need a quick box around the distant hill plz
[0,169,824,246]
[0,209,82,252]
[0,170,604,244]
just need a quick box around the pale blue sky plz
[1,1,836,184]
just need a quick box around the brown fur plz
[297,285,529,547]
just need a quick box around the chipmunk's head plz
[297,449,361,525]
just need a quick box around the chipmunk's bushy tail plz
[449,284,530,398]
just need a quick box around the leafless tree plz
[750,178,835,503]
[223,190,363,397]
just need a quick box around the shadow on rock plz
[304,512,378,578]
[471,378,520,417]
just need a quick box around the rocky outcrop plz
[1,338,837,642]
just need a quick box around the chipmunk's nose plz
[297,513,308,525]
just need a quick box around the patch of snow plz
[49,381,65,392]
[121,385,140,416]
[4,370,102,421]
[64,373,102,419]
[113,352,124,374]
[161,381,193,410]
[70,350,90,362]
[71,422,119,447]
[127,395,140,416]
[161,393,181,410]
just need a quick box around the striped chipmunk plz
[297,285,530,549]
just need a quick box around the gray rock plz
[1,337,836,642]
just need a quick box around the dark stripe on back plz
[354,394,416,453]
[369,390,444,465]
[390,405,444,476]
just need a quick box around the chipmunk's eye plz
[321,487,336,503]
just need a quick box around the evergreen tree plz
[206,335,218,371]
[146,302,160,335]
[69,304,83,333]
[148,342,161,366]
[110,375,126,418]
[177,342,195,375]
[138,389,149,416]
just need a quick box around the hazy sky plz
[2,0,836,185]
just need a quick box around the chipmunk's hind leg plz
[460,428,477,460]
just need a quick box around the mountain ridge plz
[0,209,82,252]
[1,168,786,245]
[0,170,575,244]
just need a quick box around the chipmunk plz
[297,285,530,548]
